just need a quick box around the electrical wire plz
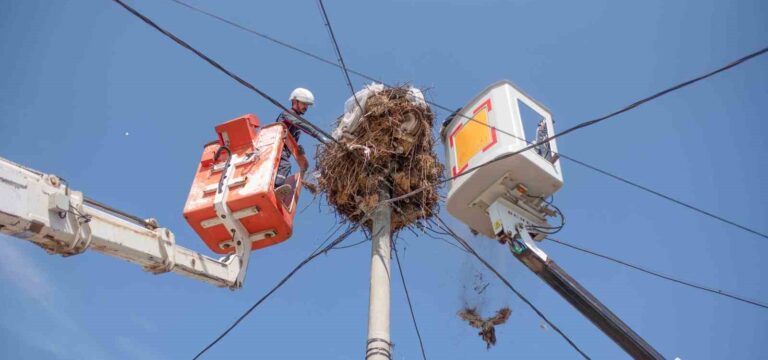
[309,220,348,256]
[547,237,768,310]
[111,0,340,146]
[394,45,768,198]
[556,154,768,240]
[434,215,591,359]
[114,1,768,350]
[192,222,361,359]
[392,239,428,360]
[331,237,369,250]
[315,0,364,113]
[416,222,470,254]
[164,0,768,240]
[167,0,384,83]
[524,195,565,235]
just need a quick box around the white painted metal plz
[442,80,564,237]
[489,198,548,261]
[200,206,260,229]
[366,194,392,360]
[211,154,254,289]
[0,156,245,289]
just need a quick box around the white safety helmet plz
[289,87,315,106]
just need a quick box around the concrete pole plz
[366,192,392,360]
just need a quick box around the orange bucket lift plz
[183,114,307,284]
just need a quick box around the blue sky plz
[1,0,766,359]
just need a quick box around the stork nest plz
[316,87,443,231]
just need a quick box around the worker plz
[274,87,328,198]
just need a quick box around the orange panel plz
[449,99,496,176]
[182,114,305,254]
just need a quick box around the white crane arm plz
[0,156,244,289]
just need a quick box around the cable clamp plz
[365,337,393,360]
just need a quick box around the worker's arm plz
[280,127,309,173]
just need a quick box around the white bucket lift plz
[441,80,563,240]
[439,82,665,359]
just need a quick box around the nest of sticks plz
[316,87,443,231]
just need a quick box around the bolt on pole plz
[366,190,392,360]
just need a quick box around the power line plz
[107,0,763,356]
[393,240,428,360]
[433,215,591,359]
[557,154,768,240]
[111,0,340,146]
[332,237,369,250]
[445,107,768,240]
[192,224,361,359]
[167,0,384,83]
[547,237,768,310]
[315,0,364,112]
[165,0,768,239]
[417,222,470,254]
[387,45,768,203]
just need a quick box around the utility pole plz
[366,191,392,360]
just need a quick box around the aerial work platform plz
[0,113,308,289]
[183,114,307,254]
[441,80,563,238]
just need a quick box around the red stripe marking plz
[452,163,469,177]
[448,122,463,148]
[473,98,492,114]
[482,127,498,152]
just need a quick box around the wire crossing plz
[166,0,768,239]
[387,45,768,203]
[192,224,361,359]
[548,238,768,310]
[168,0,383,83]
[393,240,428,360]
[433,215,591,359]
[315,0,364,113]
[114,0,768,356]
[111,0,340,146]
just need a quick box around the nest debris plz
[316,86,443,231]
[458,307,512,349]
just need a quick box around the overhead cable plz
[387,45,768,203]
[166,0,768,240]
[192,224,361,359]
[167,0,382,83]
[434,215,591,359]
[547,238,768,310]
[332,237,370,250]
[556,155,768,240]
[393,240,428,360]
[111,0,340,146]
[315,0,364,112]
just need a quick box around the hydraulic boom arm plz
[490,199,665,359]
[0,156,246,289]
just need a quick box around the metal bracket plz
[63,197,93,256]
[488,199,548,262]
[144,228,176,274]
[509,223,548,262]
[212,150,253,289]
[39,189,94,257]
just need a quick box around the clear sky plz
[1,0,766,359]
